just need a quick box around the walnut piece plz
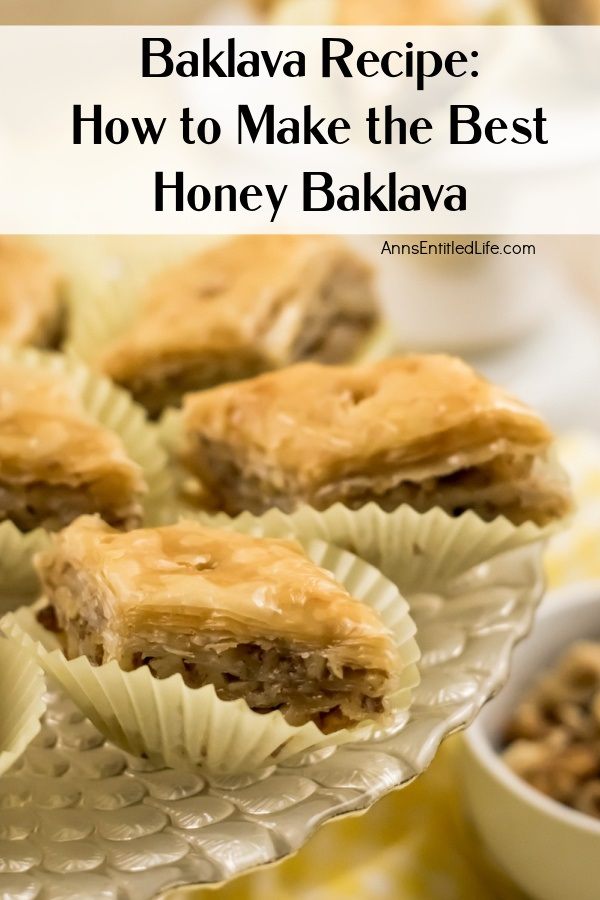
[501,641,600,818]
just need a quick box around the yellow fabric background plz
[171,434,600,900]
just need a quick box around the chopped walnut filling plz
[502,641,600,818]
[0,480,142,532]
[181,356,572,526]
[185,437,568,527]
[37,600,389,733]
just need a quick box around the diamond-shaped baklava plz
[0,363,145,531]
[100,235,379,417]
[181,355,572,526]
[36,516,403,732]
[0,238,65,348]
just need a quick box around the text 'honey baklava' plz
[0,364,145,531]
[181,355,572,526]
[0,238,65,348]
[100,235,379,417]
[36,516,402,732]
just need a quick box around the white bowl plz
[462,581,600,900]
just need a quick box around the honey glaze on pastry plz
[35,516,403,732]
[100,235,379,417]
[0,238,65,348]
[181,355,572,526]
[0,364,145,531]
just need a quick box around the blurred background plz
[2,3,600,900]
[2,2,599,437]
[1,0,599,25]
[38,230,600,436]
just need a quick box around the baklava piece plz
[0,364,145,531]
[0,238,65,348]
[181,355,572,526]
[100,235,379,417]
[36,516,403,732]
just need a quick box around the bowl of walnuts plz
[462,581,600,900]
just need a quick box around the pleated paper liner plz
[157,407,205,511]
[184,503,557,595]
[64,238,215,368]
[0,637,46,776]
[0,346,173,604]
[0,522,52,606]
[2,539,420,774]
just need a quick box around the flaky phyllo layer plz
[36,517,402,733]
[0,237,65,348]
[0,364,145,531]
[181,355,572,526]
[100,235,379,417]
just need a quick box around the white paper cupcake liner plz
[0,637,46,776]
[2,539,419,774]
[157,408,205,513]
[185,503,556,595]
[0,346,173,602]
[0,522,51,606]
[66,263,150,368]
[352,320,398,363]
[62,237,215,350]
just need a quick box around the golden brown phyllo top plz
[100,235,379,418]
[181,354,572,525]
